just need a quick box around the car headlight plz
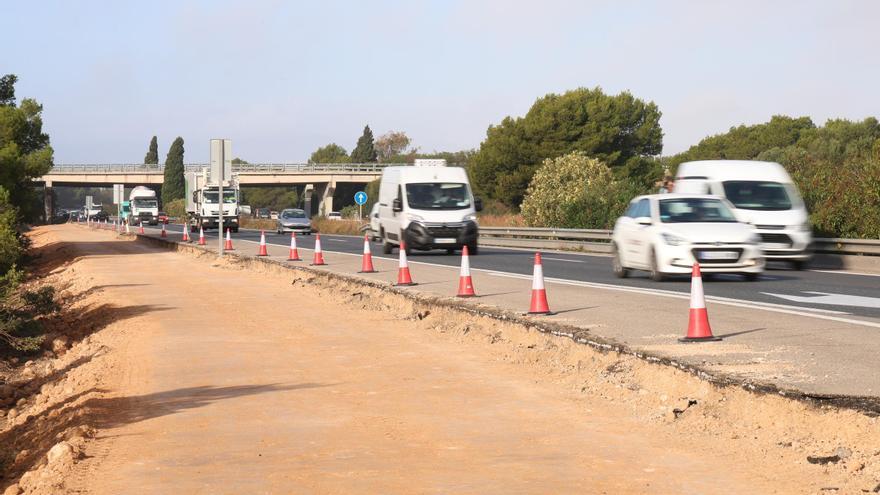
[463,213,477,222]
[661,232,686,246]
[748,233,762,244]
[407,213,424,223]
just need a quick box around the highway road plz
[158,224,880,321]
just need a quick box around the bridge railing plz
[48,163,398,174]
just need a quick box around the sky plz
[3,0,879,163]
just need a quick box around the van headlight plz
[463,213,477,222]
[406,213,424,223]
[661,232,686,246]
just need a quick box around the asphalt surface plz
[159,224,880,320]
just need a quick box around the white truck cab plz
[674,160,812,269]
[377,159,482,255]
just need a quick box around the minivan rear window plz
[722,181,792,211]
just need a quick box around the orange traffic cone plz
[679,263,722,342]
[160,223,167,238]
[311,234,326,265]
[395,241,416,286]
[198,226,206,245]
[456,245,476,297]
[257,230,269,256]
[224,228,234,250]
[359,234,376,273]
[527,252,553,315]
[182,226,191,242]
[287,232,301,261]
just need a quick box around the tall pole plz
[218,143,225,256]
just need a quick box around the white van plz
[377,160,482,255]
[674,160,812,269]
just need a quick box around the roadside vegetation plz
[0,74,58,354]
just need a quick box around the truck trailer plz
[185,169,241,233]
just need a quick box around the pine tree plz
[161,137,185,202]
[144,136,159,164]
[350,125,377,163]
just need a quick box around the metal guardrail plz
[47,163,398,174]
[478,227,880,257]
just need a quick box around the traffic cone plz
[456,245,476,297]
[359,234,376,273]
[139,223,145,234]
[224,228,234,250]
[160,223,167,238]
[257,230,269,256]
[679,263,722,342]
[395,241,416,286]
[182,226,191,242]
[198,226,206,245]
[287,232,301,261]
[527,252,553,315]
[125,221,130,234]
[311,234,326,265]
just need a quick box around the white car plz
[327,211,342,221]
[611,194,764,281]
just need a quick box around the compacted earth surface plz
[1,224,879,494]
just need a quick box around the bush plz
[520,152,636,229]
[163,198,186,221]
[0,266,58,352]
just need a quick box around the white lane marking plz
[541,257,585,263]
[763,291,880,309]
[810,269,880,278]
[483,271,880,329]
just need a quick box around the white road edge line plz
[810,269,880,278]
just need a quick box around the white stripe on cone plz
[399,245,408,268]
[290,233,297,250]
[460,249,471,276]
[690,271,706,309]
[363,237,371,254]
[532,261,545,290]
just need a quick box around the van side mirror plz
[474,197,483,212]
[392,198,402,212]
[636,216,652,226]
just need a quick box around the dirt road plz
[7,225,880,494]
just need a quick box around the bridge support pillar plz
[318,180,336,217]
[44,181,54,223]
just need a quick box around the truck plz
[376,159,483,255]
[128,186,159,225]
[84,202,103,219]
[185,168,241,233]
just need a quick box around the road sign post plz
[354,191,367,221]
[113,184,124,225]
[210,139,232,256]
[85,195,93,223]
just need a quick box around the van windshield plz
[722,181,792,211]
[405,183,471,210]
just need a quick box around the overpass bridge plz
[39,163,397,217]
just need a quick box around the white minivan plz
[674,160,812,269]
[377,159,482,255]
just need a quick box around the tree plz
[0,74,17,106]
[375,131,411,161]
[520,152,634,229]
[161,137,185,202]
[309,143,350,164]
[470,87,663,208]
[144,136,158,164]
[350,125,377,163]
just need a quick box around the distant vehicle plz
[240,205,252,216]
[276,209,312,235]
[674,160,812,269]
[85,203,103,219]
[92,210,109,221]
[128,186,159,225]
[611,194,764,282]
[369,203,380,241]
[157,211,169,224]
[185,168,241,233]
[327,211,342,221]
[376,159,482,255]
[270,210,279,220]
[256,208,271,219]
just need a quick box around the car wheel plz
[649,247,665,282]
[744,272,760,282]
[612,243,628,278]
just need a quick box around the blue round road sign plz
[354,191,367,205]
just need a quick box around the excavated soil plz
[2,225,880,494]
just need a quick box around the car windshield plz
[204,191,237,204]
[659,198,738,223]
[133,199,157,208]
[405,183,471,210]
[722,181,792,211]
[282,209,306,219]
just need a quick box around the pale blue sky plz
[3,0,878,163]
